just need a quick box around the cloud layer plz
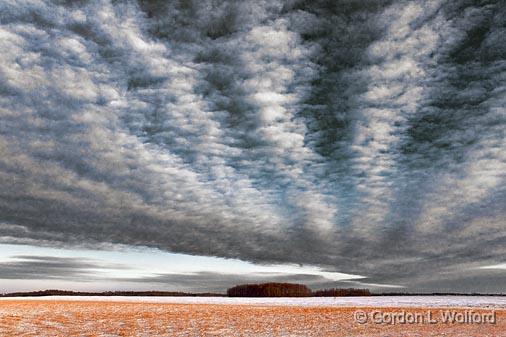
[0,0,505,292]
[0,255,125,280]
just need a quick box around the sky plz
[0,0,504,293]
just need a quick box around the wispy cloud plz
[0,255,128,280]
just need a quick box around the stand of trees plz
[227,283,372,297]
[227,283,312,297]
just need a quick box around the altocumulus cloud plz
[0,0,505,292]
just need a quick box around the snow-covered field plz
[1,295,505,308]
[1,297,505,336]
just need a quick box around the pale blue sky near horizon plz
[0,243,370,293]
[2,242,502,293]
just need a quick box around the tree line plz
[312,288,371,297]
[1,285,371,298]
[0,289,224,297]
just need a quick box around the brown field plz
[0,300,505,336]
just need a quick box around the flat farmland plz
[1,297,505,336]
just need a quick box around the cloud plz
[0,255,127,280]
[0,0,504,292]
